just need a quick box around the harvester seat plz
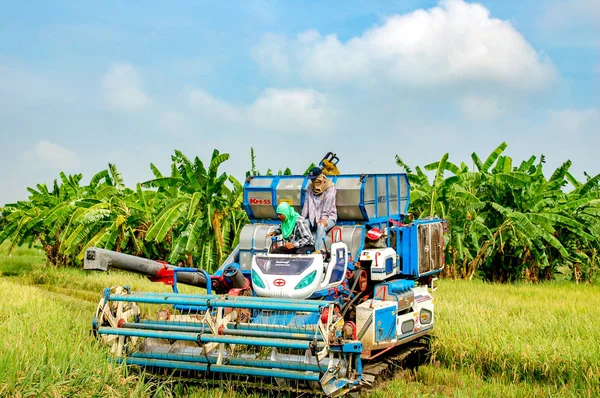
[321,225,364,262]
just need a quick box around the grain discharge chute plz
[84,153,445,396]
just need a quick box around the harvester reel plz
[94,286,140,357]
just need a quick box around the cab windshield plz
[255,256,314,275]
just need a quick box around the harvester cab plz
[251,241,348,300]
[83,152,446,397]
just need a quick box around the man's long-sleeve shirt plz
[272,216,315,248]
[302,186,337,228]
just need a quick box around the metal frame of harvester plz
[84,153,445,397]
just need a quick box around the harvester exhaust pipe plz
[83,247,208,288]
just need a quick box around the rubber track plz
[361,341,430,394]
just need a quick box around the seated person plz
[268,202,315,254]
[301,167,337,253]
[364,228,387,249]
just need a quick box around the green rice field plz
[1,244,598,397]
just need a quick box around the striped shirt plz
[273,216,315,248]
[301,186,337,228]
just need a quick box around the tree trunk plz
[467,233,497,280]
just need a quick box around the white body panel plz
[360,248,398,281]
[356,286,434,353]
[251,242,348,299]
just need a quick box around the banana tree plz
[396,142,600,283]
[142,149,234,271]
[0,172,87,265]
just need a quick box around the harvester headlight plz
[294,270,316,290]
[251,271,265,289]
[401,320,414,334]
[420,309,432,325]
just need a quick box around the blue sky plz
[0,0,598,205]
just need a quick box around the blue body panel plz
[328,247,347,284]
[373,279,415,301]
[386,279,415,294]
[385,257,394,274]
[395,218,444,279]
[374,304,397,342]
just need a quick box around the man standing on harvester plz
[302,167,337,253]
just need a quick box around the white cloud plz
[248,88,334,133]
[255,0,556,90]
[187,87,335,135]
[188,89,241,122]
[547,108,600,135]
[459,95,504,121]
[24,140,80,170]
[101,63,150,111]
[251,32,290,75]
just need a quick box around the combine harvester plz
[84,153,445,396]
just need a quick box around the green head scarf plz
[276,202,299,239]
